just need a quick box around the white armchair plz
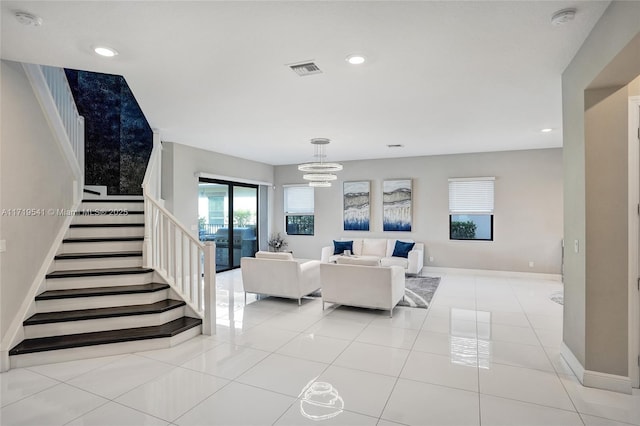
[320,263,405,317]
[240,251,321,305]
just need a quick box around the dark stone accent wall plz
[65,69,152,195]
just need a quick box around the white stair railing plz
[22,63,84,203]
[142,135,215,335]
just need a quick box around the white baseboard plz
[561,342,586,381]
[561,342,633,394]
[422,266,562,281]
[584,370,633,395]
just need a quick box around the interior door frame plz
[198,177,259,272]
[629,95,640,389]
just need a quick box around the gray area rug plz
[396,275,441,309]
[308,275,441,310]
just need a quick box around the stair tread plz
[55,251,143,260]
[46,267,153,279]
[25,299,186,325]
[9,317,202,355]
[63,237,144,243]
[36,283,169,300]
[70,223,144,228]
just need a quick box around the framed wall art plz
[383,179,412,231]
[343,181,370,231]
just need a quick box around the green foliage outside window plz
[451,220,477,239]
[286,215,314,235]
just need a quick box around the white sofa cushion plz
[336,256,380,267]
[362,239,387,257]
[380,257,409,268]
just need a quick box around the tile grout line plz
[506,276,587,426]
[375,274,454,425]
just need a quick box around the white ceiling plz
[1,1,610,165]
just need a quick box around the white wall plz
[161,142,275,238]
[0,60,75,341]
[562,0,640,376]
[274,148,563,274]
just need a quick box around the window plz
[284,185,314,235]
[448,177,494,241]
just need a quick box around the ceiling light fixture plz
[551,8,576,26]
[14,11,43,26]
[93,46,118,57]
[346,54,366,65]
[541,128,553,133]
[298,138,343,187]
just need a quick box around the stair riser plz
[54,256,142,271]
[72,214,144,225]
[60,240,143,254]
[80,201,144,211]
[24,307,185,339]
[10,324,202,369]
[36,290,169,313]
[67,226,144,239]
[46,272,153,290]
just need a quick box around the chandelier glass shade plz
[298,138,343,187]
[309,181,332,188]
[302,173,337,181]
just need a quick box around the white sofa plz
[240,251,321,305]
[320,263,406,317]
[320,238,424,275]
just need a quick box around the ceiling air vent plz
[289,61,322,77]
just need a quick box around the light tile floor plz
[1,270,639,426]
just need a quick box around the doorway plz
[198,178,259,272]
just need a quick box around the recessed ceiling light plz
[14,11,43,26]
[346,54,366,65]
[93,46,118,57]
[541,128,553,133]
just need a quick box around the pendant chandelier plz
[298,138,343,187]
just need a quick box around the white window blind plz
[449,177,495,214]
[284,185,314,214]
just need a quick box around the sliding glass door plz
[198,179,258,272]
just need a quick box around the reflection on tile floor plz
[2,269,639,426]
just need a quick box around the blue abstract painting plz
[343,181,370,231]
[383,179,412,231]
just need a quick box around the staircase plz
[8,198,202,368]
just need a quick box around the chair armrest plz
[407,247,424,275]
[300,260,321,295]
[320,246,333,263]
[390,265,406,305]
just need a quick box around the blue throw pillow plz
[392,241,415,258]
[333,240,354,255]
